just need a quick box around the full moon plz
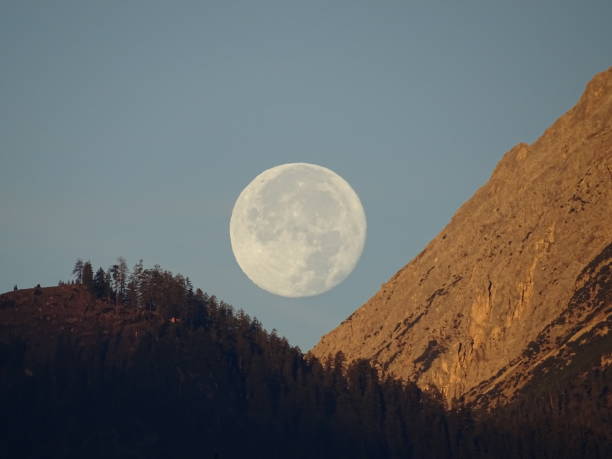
[229,163,367,298]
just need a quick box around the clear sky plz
[2,1,611,350]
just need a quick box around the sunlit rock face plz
[311,68,612,406]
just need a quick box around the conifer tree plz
[72,259,84,284]
[109,258,128,304]
[93,268,110,299]
[82,261,94,289]
[127,259,144,307]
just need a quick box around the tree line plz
[71,258,200,319]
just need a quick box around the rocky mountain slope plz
[312,68,612,406]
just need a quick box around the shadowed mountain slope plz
[1,269,610,457]
[0,283,450,459]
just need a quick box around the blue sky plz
[2,1,611,350]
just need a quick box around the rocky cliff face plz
[311,68,612,405]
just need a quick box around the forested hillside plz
[0,259,609,458]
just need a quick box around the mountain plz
[2,264,610,458]
[0,280,450,459]
[311,67,612,407]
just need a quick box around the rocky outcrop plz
[311,68,612,405]
[465,241,611,407]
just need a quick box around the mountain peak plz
[311,67,612,405]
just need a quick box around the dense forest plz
[0,259,609,458]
